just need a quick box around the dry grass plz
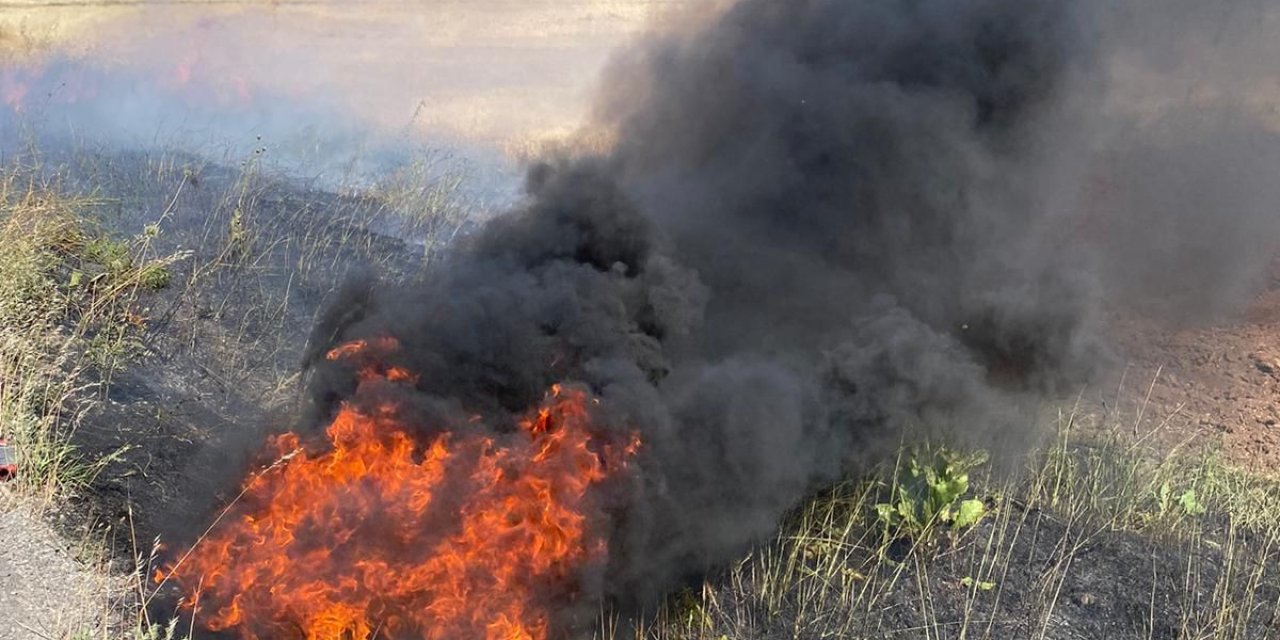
[0,171,175,639]
[613,398,1280,640]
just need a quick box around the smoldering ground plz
[154,0,1280,634]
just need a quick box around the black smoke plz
[296,0,1277,630]
[1087,107,1280,324]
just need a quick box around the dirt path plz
[0,490,119,640]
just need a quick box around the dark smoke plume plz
[297,0,1278,627]
[304,0,1102,611]
[1088,107,1280,323]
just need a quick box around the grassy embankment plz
[0,146,471,639]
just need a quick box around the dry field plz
[1,1,705,147]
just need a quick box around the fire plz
[0,47,252,116]
[169,46,254,107]
[1,68,32,112]
[159,337,638,640]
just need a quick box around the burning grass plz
[158,341,640,640]
[0,148,478,638]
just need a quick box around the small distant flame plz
[169,47,253,107]
[1,69,32,112]
[158,337,638,640]
[0,47,252,115]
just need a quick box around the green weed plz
[876,447,989,545]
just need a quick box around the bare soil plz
[1115,263,1280,474]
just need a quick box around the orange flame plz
[1,70,32,112]
[159,338,637,640]
[169,44,254,107]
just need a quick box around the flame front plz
[160,338,636,640]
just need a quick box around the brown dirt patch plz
[1115,266,1280,474]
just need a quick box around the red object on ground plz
[0,438,15,481]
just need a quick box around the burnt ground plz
[29,149,1280,639]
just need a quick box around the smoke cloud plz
[296,0,1117,616]
[1090,109,1280,322]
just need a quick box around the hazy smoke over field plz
[301,0,1117,611]
[0,3,665,186]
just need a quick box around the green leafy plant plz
[1151,479,1207,522]
[83,235,132,276]
[1166,482,1205,516]
[138,263,172,290]
[961,576,997,591]
[876,447,989,542]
